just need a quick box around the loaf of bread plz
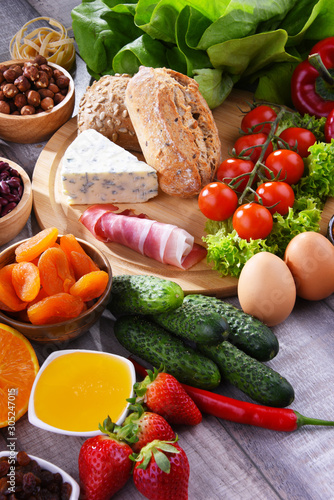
[125,66,222,198]
[77,74,141,152]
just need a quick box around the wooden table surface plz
[1,2,334,499]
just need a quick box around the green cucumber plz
[150,300,229,344]
[184,294,279,361]
[114,315,221,390]
[198,341,294,408]
[108,275,184,316]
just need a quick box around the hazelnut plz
[34,71,49,89]
[26,89,41,107]
[40,64,53,79]
[23,62,39,81]
[14,93,27,109]
[3,68,17,83]
[33,55,48,66]
[48,83,59,94]
[0,71,4,85]
[53,68,64,79]
[14,75,31,93]
[0,90,5,101]
[40,97,54,111]
[9,64,23,77]
[2,83,19,99]
[54,92,65,105]
[0,101,10,114]
[8,100,17,113]
[38,88,54,99]
[20,105,35,115]
[56,75,70,89]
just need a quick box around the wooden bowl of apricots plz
[0,227,112,343]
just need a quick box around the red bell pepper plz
[129,357,334,432]
[291,37,334,118]
[325,108,334,142]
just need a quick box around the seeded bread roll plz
[125,66,222,198]
[77,74,141,152]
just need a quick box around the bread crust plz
[77,74,141,152]
[125,66,222,197]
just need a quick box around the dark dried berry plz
[0,462,9,479]
[17,451,30,467]
[22,472,40,495]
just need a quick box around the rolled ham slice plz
[80,204,207,270]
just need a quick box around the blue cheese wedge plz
[61,129,158,204]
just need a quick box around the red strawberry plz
[78,417,133,500]
[132,439,190,500]
[133,367,202,426]
[123,404,176,453]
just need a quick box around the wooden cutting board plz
[32,89,334,297]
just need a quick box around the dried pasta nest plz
[9,17,75,71]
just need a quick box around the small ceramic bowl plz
[328,215,334,245]
[0,451,80,499]
[0,157,33,246]
[28,349,135,436]
[0,236,112,343]
[0,59,75,144]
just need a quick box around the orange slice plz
[0,323,39,428]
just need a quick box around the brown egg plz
[284,231,334,300]
[237,252,296,327]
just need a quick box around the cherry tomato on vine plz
[234,133,273,163]
[264,149,304,185]
[216,158,255,192]
[278,127,316,158]
[241,105,277,135]
[325,108,334,143]
[255,182,295,215]
[232,203,273,241]
[198,182,238,221]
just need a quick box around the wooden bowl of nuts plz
[0,57,75,144]
[0,157,33,246]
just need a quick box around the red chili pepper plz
[129,357,334,432]
[291,37,334,118]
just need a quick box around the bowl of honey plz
[28,349,136,436]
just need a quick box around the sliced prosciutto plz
[79,204,207,270]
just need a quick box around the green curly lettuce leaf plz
[204,199,322,277]
[204,228,276,278]
[266,198,322,258]
[294,140,334,201]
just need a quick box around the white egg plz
[238,251,296,327]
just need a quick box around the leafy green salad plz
[204,112,334,277]
[71,0,334,108]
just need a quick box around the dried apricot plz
[60,234,99,279]
[15,227,59,263]
[0,264,27,311]
[69,270,109,302]
[38,247,75,295]
[27,293,85,325]
[69,251,100,280]
[12,262,40,302]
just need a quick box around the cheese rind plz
[61,129,158,204]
